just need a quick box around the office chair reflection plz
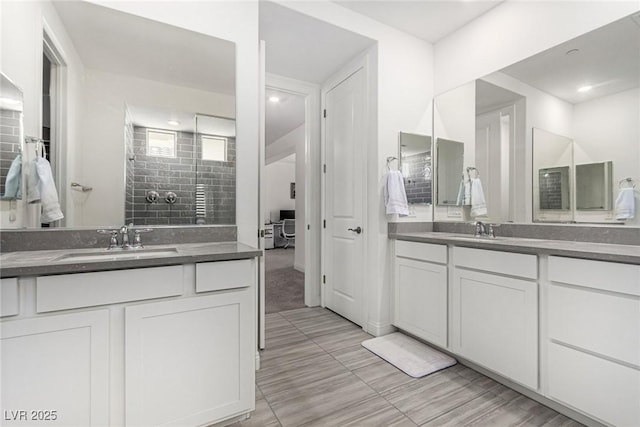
[281,218,296,249]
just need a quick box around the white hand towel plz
[385,170,409,216]
[615,187,635,220]
[2,154,22,200]
[27,157,64,223]
[456,179,464,206]
[470,177,488,217]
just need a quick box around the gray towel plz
[2,154,22,200]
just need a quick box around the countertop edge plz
[0,243,262,278]
[389,233,640,265]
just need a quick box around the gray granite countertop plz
[0,242,262,278]
[390,232,640,265]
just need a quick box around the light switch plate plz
[447,206,462,218]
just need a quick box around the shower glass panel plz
[194,114,236,224]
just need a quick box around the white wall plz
[275,0,434,335]
[93,1,260,248]
[0,0,86,229]
[573,88,640,225]
[81,68,234,226]
[266,124,303,165]
[264,155,295,223]
[434,1,640,95]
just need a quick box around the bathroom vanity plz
[0,242,260,427]
[391,231,640,427]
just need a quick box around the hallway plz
[265,248,305,314]
[233,308,582,427]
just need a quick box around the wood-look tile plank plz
[265,327,309,349]
[268,372,378,427]
[291,314,358,338]
[257,353,348,396]
[330,344,381,371]
[352,359,417,393]
[301,395,417,427]
[228,398,281,427]
[421,389,511,426]
[382,370,496,425]
[278,307,328,323]
[541,414,584,427]
[260,339,326,369]
[311,327,373,352]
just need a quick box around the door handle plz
[348,226,362,234]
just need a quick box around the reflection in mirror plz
[539,167,570,211]
[576,161,613,211]
[125,107,236,225]
[533,128,573,222]
[2,1,236,228]
[399,132,432,205]
[0,73,23,200]
[436,138,464,206]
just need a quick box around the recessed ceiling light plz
[167,120,180,126]
[565,49,580,56]
[269,96,280,103]
[577,85,592,93]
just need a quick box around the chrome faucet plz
[473,221,497,238]
[119,225,131,249]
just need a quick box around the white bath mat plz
[361,332,456,378]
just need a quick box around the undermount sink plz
[53,247,179,263]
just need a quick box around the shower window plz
[147,129,176,158]
[201,135,227,162]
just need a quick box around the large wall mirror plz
[433,11,639,226]
[1,1,236,228]
[0,73,24,201]
[399,132,432,206]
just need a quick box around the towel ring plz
[386,156,398,171]
[619,177,635,189]
[466,166,480,179]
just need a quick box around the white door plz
[323,67,366,326]
[258,41,266,350]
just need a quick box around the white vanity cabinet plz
[393,240,448,347]
[546,256,640,427]
[1,309,110,426]
[451,247,538,390]
[0,257,257,427]
[125,287,254,427]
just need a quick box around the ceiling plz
[259,1,375,84]
[128,105,235,137]
[334,0,504,43]
[53,1,235,95]
[265,89,305,145]
[500,14,640,105]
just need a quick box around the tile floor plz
[232,307,582,427]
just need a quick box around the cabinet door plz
[125,289,255,427]
[393,257,447,347]
[1,310,109,426]
[452,268,538,389]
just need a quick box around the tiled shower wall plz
[0,109,21,196]
[403,151,432,204]
[125,125,236,225]
[124,108,134,224]
[539,171,563,210]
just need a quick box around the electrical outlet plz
[447,206,462,218]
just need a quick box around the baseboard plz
[293,262,305,273]
[365,320,397,337]
[255,351,261,371]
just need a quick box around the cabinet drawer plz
[395,240,447,264]
[549,256,640,296]
[196,259,254,292]
[1,277,19,317]
[548,342,640,427]
[37,266,184,313]
[549,283,640,367]
[453,246,537,279]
